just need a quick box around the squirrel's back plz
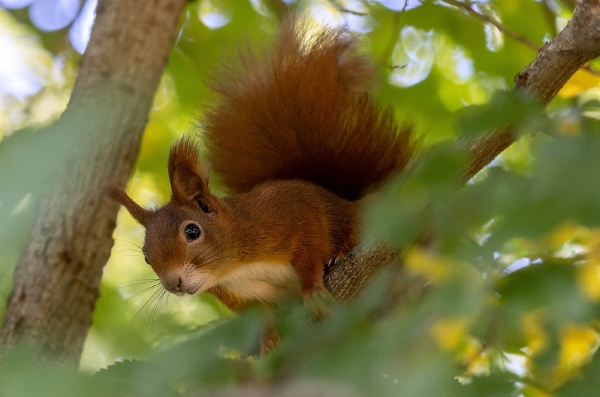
[203,18,414,201]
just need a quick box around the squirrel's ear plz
[168,138,210,203]
[106,185,151,226]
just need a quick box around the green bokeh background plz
[3,0,600,396]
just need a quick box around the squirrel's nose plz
[162,274,183,294]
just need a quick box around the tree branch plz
[459,0,600,182]
[442,0,600,77]
[324,0,600,301]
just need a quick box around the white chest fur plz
[216,262,301,304]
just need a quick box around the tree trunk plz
[0,0,188,365]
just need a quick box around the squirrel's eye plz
[197,200,210,213]
[184,223,201,242]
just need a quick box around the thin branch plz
[541,0,559,37]
[443,0,600,79]
[379,0,409,68]
[263,0,289,21]
[443,0,540,50]
[327,0,369,17]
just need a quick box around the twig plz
[327,0,369,17]
[442,0,600,77]
[541,0,559,37]
[379,0,409,68]
[263,0,289,20]
[443,0,540,50]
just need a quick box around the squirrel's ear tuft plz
[106,185,151,226]
[168,138,211,203]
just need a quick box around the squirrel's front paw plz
[260,325,281,357]
[303,288,334,321]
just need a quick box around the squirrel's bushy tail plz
[203,18,414,201]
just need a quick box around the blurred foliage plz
[3,0,600,396]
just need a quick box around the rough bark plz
[0,0,188,364]
[325,0,600,301]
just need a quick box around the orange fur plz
[204,18,414,200]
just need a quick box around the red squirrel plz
[108,19,414,319]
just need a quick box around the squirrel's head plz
[107,138,232,296]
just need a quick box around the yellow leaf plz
[521,311,549,355]
[559,325,598,371]
[460,337,483,364]
[547,222,578,247]
[405,248,451,282]
[558,69,600,99]
[522,385,553,397]
[577,261,600,302]
[465,350,490,376]
[429,317,469,350]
